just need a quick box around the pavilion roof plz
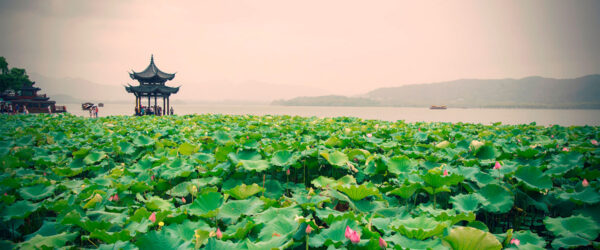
[125,84,180,94]
[129,55,176,83]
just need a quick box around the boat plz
[430,105,447,110]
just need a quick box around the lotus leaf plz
[187,191,223,218]
[336,183,381,200]
[219,197,264,222]
[133,135,154,147]
[443,226,501,250]
[387,155,416,175]
[320,150,350,167]
[224,183,265,200]
[391,216,448,240]
[18,184,55,200]
[238,160,270,172]
[18,232,78,250]
[478,184,513,213]
[135,229,188,250]
[543,214,600,240]
[514,165,553,191]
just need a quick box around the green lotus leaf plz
[514,165,552,191]
[18,232,78,250]
[224,183,265,200]
[89,230,132,244]
[19,184,55,200]
[543,214,600,240]
[245,236,293,250]
[238,160,270,172]
[187,191,223,218]
[117,141,135,155]
[510,230,546,248]
[270,150,298,167]
[218,197,264,222]
[24,220,69,240]
[451,193,484,213]
[387,155,416,175]
[145,196,174,211]
[135,229,188,250]
[229,150,262,163]
[387,182,421,199]
[166,182,191,197]
[309,218,361,248]
[163,220,211,241]
[214,131,233,145]
[391,216,448,240]
[476,145,498,160]
[133,135,154,147]
[422,171,464,188]
[2,200,40,220]
[194,153,215,163]
[223,217,255,240]
[205,238,244,250]
[97,241,136,250]
[558,187,600,204]
[178,142,197,155]
[385,233,447,250]
[478,184,513,213]
[320,150,349,167]
[311,176,336,188]
[443,226,501,250]
[254,206,301,225]
[257,214,298,240]
[83,151,106,165]
[551,236,591,249]
[336,183,381,200]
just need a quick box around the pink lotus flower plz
[379,237,387,248]
[216,228,222,239]
[182,197,186,203]
[583,179,589,187]
[345,226,360,244]
[510,238,520,246]
[418,127,421,132]
[494,161,501,170]
[591,139,598,145]
[43,172,46,176]
[562,147,569,152]
[149,212,156,223]
[286,169,290,175]
[246,136,249,140]
[443,169,448,176]
[113,194,119,202]
[551,135,554,138]
[517,139,521,143]
[306,225,313,234]
[108,196,113,201]
[151,175,155,181]
[367,133,372,138]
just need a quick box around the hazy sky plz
[1,0,599,98]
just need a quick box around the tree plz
[0,57,33,94]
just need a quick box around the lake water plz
[63,103,600,126]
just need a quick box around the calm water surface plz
[63,103,600,126]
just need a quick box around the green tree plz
[0,57,33,93]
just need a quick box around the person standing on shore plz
[47,105,52,114]
[170,106,174,115]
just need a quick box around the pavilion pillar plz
[147,95,150,108]
[167,97,170,115]
[154,94,157,115]
[163,96,166,116]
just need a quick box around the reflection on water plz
[63,103,600,126]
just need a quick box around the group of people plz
[0,103,53,115]
[135,105,174,116]
[88,105,99,118]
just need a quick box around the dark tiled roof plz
[129,55,176,83]
[125,84,180,94]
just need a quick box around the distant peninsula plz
[273,75,600,109]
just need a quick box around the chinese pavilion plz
[2,80,66,113]
[125,55,180,115]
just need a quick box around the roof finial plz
[150,54,154,63]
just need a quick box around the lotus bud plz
[113,193,119,201]
[345,226,352,239]
[583,179,589,187]
[108,196,113,201]
[551,135,554,138]
[43,172,46,176]
[367,133,372,138]
[591,139,598,145]
[379,237,387,248]
[286,169,290,175]
[149,212,156,223]
[182,197,187,203]
[216,228,222,239]
[510,238,520,246]
[305,225,313,234]
[494,161,501,170]
[443,169,448,176]
[151,175,155,181]
[562,147,569,152]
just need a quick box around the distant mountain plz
[272,95,379,106]
[30,73,129,103]
[274,75,600,109]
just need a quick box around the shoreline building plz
[1,80,66,113]
[125,55,180,115]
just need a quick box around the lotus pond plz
[0,114,599,249]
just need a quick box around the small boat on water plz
[430,105,447,110]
